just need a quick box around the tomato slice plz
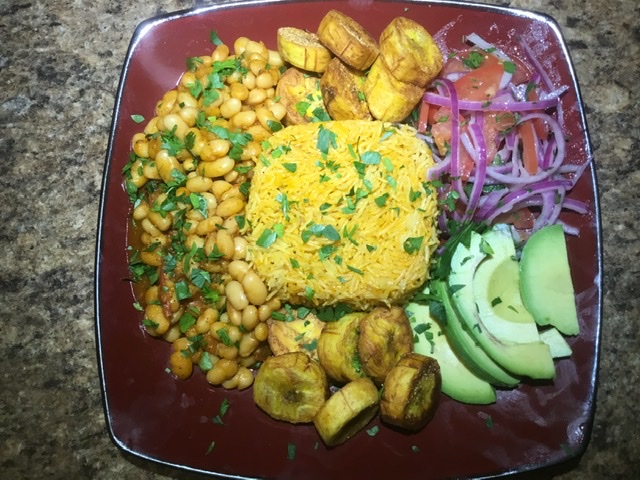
[453,54,504,101]
[480,112,516,164]
[426,106,475,181]
[525,87,548,139]
[494,207,535,230]
[457,147,475,181]
[417,101,430,134]
[519,121,539,175]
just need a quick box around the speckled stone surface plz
[0,0,637,478]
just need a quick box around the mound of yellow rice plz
[245,120,439,309]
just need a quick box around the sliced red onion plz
[558,221,580,236]
[533,190,562,231]
[465,32,512,62]
[423,91,561,112]
[423,36,589,235]
[499,70,513,90]
[427,154,452,181]
[486,179,572,223]
[463,122,488,221]
[562,198,590,215]
[485,112,566,185]
[519,37,554,92]
[438,78,467,204]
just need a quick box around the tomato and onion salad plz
[419,33,589,237]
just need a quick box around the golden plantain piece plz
[378,16,443,88]
[317,312,367,384]
[267,311,325,360]
[275,67,328,125]
[317,9,379,70]
[380,353,441,431]
[358,306,414,384]
[253,352,328,423]
[313,377,380,446]
[277,27,333,73]
[320,57,371,120]
[363,57,425,122]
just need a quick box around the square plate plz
[95,1,602,478]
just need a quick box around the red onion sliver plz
[423,91,560,112]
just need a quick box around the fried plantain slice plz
[317,9,379,70]
[380,353,441,431]
[267,311,325,360]
[363,57,425,122]
[378,16,443,88]
[317,312,367,383]
[253,352,328,423]
[313,377,380,446]
[275,67,329,125]
[357,306,414,384]
[320,57,371,120]
[277,27,333,73]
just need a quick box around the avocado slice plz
[472,229,542,344]
[449,228,556,380]
[519,224,580,335]
[407,302,497,405]
[539,327,573,358]
[432,280,520,387]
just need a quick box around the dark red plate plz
[95,1,602,478]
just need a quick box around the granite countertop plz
[0,0,638,478]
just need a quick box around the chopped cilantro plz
[503,61,516,74]
[462,50,485,69]
[142,318,159,329]
[205,440,216,455]
[257,228,277,248]
[361,151,381,165]
[403,236,424,254]
[366,425,379,436]
[199,351,214,371]
[287,443,296,460]
[160,127,185,156]
[189,192,208,218]
[210,30,222,45]
[374,193,389,207]
[175,279,192,301]
[267,119,283,132]
[179,312,197,333]
[276,192,292,221]
[235,215,246,229]
[347,265,364,275]
[216,327,233,346]
[212,398,230,424]
[190,268,211,289]
[186,56,203,71]
[316,124,338,155]
[301,223,340,243]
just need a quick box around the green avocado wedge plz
[520,224,580,335]
[449,228,556,380]
[472,229,542,344]
[540,327,573,359]
[407,302,497,405]
[432,280,520,387]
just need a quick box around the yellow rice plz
[245,120,439,309]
